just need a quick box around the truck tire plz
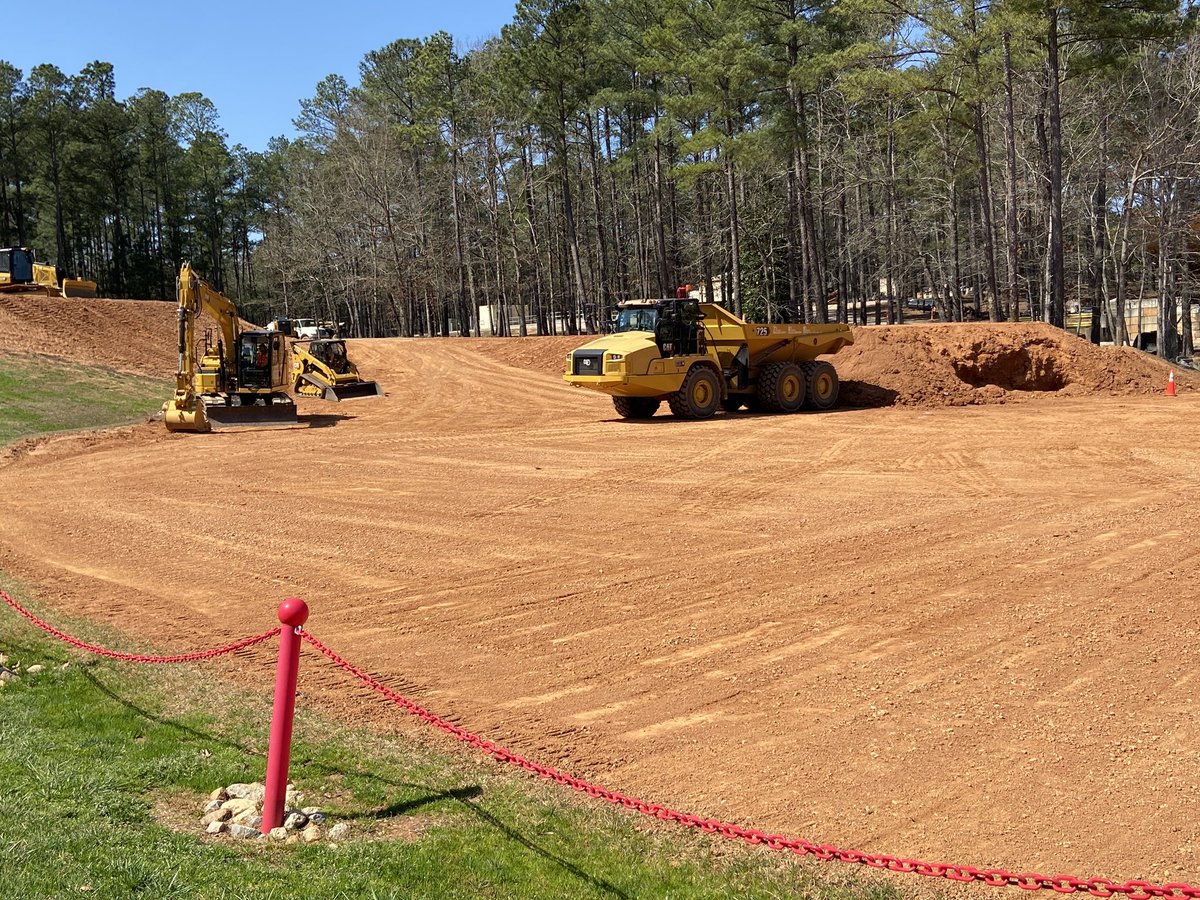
[757,362,805,413]
[668,366,721,419]
[802,360,839,410]
[612,396,661,419]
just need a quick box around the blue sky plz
[3,0,516,152]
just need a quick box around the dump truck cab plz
[565,293,854,420]
[612,300,662,334]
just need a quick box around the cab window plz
[614,307,659,333]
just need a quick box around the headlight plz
[608,353,624,362]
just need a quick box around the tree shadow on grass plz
[81,668,631,899]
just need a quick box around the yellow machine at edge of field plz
[565,294,854,419]
[0,247,97,298]
[163,262,297,433]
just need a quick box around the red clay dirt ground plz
[3,296,1200,887]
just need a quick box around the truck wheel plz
[612,396,661,419]
[668,366,721,419]
[803,361,839,410]
[757,362,805,413]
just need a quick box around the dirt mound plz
[0,293,177,376]
[467,323,1190,407]
[837,322,1192,406]
[468,335,583,373]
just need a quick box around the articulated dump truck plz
[564,296,854,419]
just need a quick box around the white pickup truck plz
[292,318,333,340]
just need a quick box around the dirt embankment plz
[0,293,263,378]
[0,293,177,376]
[465,321,1192,406]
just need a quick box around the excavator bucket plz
[163,396,210,433]
[60,278,97,299]
[204,398,298,430]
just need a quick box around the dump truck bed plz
[700,304,853,362]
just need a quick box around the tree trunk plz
[1046,4,1066,329]
[1003,32,1022,323]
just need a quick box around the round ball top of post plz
[277,597,309,627]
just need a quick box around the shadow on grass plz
[81,667,631,899]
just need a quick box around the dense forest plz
[1,0,1198,353]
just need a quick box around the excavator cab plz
[235,331,287,390]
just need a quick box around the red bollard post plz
[261,597,309,834]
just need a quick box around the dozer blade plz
[204,399,298,430]
[60,279,97,299]
[325,380,383,402]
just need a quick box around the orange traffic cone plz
[1166,370,1177,396]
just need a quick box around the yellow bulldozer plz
[0,247,97,298]
[291,339,382,401]
[564,292,854,419]
[163,262,297,432]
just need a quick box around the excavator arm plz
[170,262,240,409]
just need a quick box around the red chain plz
[5,588,1196,897]
[301,630,1200,897]
[1,589,280,662]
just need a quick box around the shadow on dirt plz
[838,381,901,408]
[605,379,899,421]
[298,413,354,429]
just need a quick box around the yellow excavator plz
[0,247,97,298]
[291,339,382,401]
[163,262,297,432]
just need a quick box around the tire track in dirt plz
[2,331,1200,882]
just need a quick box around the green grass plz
[0,345,909,899]
[0,352,164,446]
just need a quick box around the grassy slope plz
[0,352,163,446]
[0,352,906,899]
